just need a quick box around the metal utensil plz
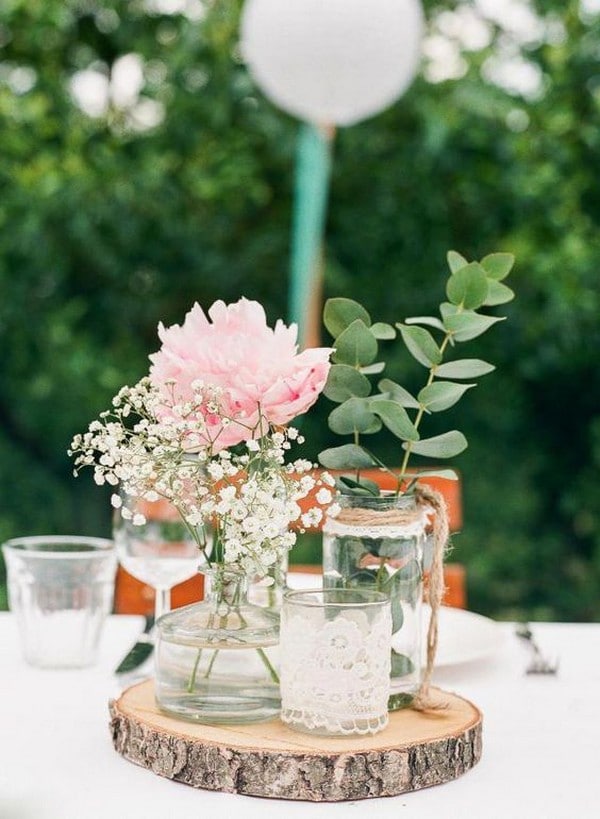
[115,615,154,675]
[515,623,559,675]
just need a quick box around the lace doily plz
[280,607,392,735]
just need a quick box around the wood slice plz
[109,680,482,802]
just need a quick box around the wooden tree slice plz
[109,680,482,802]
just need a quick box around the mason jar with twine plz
[323,484,449,712]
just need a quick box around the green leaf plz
[385,557,421,586]
[333,319,378,367]
[370,322,396,340]
[378,378,421,409]
[444,311,505,342]
[318,444,376,470]
[484,279,515,306]
[337,475,381,496]
[481,252,514,281]
[388,692,414,711]
[343,569,378,587]
[405,315,445,332]
[323,298,371,338]
[369,399,420,441]
[405,430,468,458]
[323,364,371,403]
[410,468,459,481]
[328,397,382,435]
[391,651,415,678]
[440,301,459,319]
[434,359,495,379]
[446,262,489,309]
[390,597,404,633]
[418,381,475,412]
[360,362,385,375]
[397,324,442,367]
[447,250,469,273]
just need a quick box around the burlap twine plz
[333,484,450,711]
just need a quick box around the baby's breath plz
[69,377,332,578]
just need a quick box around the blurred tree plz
[0,0,598,619]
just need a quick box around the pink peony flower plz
[149,298,332,450]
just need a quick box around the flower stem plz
[203,649,219,679]
[187,649,203,693]
[397,330,454,486]
[256,647,280,684]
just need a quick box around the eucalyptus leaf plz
[324,297,371,338]
[318,444,376,470]
[411,468,459,480]
[347,569,380,587]
[328,397,382,435]
[447,250,468,273]
[323,364,371,403]
[390,597,404,633]
[360,361,385,375]
[369,398,420,441]
[484,279,515,306]
[481,252,514,281]
[337,475,381,496]
[434,358,495,379]
[388,692,414,711]
[385,558,421,589]
[333,319,378,367]
[405,430,468,458]
[397,324,442,367]
[418,381,475,412]
[391,651,415,678]
[405,315,445,332]
[446,262,488,310]
[370,322,396,340]
[378,378,421,409]
[439,301,459,319]
[383,560,422,608]
[444,311,505,342]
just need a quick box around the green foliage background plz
[1,0,598,619]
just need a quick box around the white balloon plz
[240,0,424,127]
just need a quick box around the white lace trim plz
[281,708,388,736]
[280,607,391,735]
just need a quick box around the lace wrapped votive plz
[280,589,392,736]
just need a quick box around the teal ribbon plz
[288,123,333,348]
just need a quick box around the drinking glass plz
[280,588,392,736]
[113,496,202,624]
[2,535,117,668]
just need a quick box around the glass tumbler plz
[2,536,117,669]
[280,588,392,736]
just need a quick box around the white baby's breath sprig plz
[69,376,333,578]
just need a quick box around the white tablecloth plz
[1,612,597,819]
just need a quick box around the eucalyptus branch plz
[319,250,515,496]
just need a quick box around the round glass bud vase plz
[154,567,280,724]
[322,492,427,708]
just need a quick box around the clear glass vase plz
[154,566,280,724]
[322,492,426,709]
[248,549,288,610]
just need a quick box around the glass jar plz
[322,492,427,708]
[154,566,280,724]
[280,588,392,736]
